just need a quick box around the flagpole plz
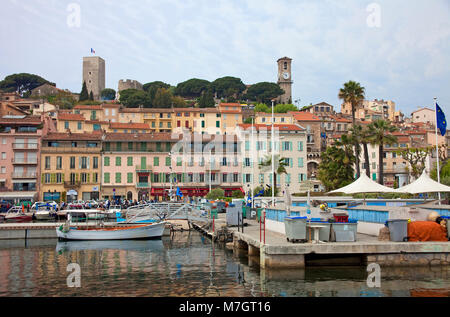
[271,99,275,207]
[434,97,441,205]
[251,117,254,208]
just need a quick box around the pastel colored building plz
[237,123,308,195]
[0,115,54,203]
[40,132,103,202]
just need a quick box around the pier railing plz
[125,202,210,223]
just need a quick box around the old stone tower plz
[277,57,293,104]
[83,56,105,101]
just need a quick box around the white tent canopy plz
[395,170,450,194]
[327,173,397,194]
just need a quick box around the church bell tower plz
[277,57,293,104]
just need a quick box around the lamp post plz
[271,99,275,207]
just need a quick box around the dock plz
[191,214,450,268]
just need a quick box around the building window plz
[115,157,121,166]
[165,157,171,166]
[153,157,159,166]
[104,156,110,167]
[81,157,88,169]
[64,121,69,129]
[127,157,133,166]
[104,172,110,183]
[93,157,98,169]
[56,156,62,169]
[70,157,75,169]
[77,122,82,130]
[115,172,121,183]
[127,172,133,184]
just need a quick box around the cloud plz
[0,0,449,114]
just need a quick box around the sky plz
[1,0,449,116]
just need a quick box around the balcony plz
[12,172,37,179]
[64,181,81,188]
[41,146,100,154]
[136,182,150,188]
[205,164,220,171]
[12,143,39,150]
[12,158,38,165]
[135,165,152,173]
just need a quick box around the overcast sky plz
[1,0,449,116]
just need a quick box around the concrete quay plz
[193,214,450,268]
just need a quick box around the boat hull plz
[5,215,33,222]
[34,213,56,221]
[56,222,166,241]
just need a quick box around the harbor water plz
[0,231,449,297]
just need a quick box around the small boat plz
[56,219,167,241]
[33,203,57,221]
[5,206,33,222]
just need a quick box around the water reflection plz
[0,232,449,297]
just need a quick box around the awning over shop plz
[102,187,127,196]
[0,191,37,199]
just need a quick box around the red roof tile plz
[289,111,321,121]
[73,105,103,110]
[237,123,305,131]
[43,131,103,141]
[57,113,85,121]
[109,122,151,130]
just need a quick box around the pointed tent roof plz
[328,173,397,194]
[395,170,450,194]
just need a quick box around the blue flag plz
[436,103,447,136]
[176,187,183,197]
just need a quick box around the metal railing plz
[124,202,210,223]
[12,143,39,150]
[12,158,38,164]
[12,172,37,179]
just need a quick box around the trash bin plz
[210,210,218,219]
[333,213,349,223]
[386,219,408,242]
[284,216,307,242]
[307,221,331,242]
[257,208,263,222]
[332,220,358,242]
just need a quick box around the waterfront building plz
[0,115,55,204]
[39,132,102,202]
[101,132,242,201]
[237,123,308,195]
[411,107,437,125]
[254,112,294,125]
[289,111,324,180]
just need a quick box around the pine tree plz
[89,91,94,101]
[79,81,89,101]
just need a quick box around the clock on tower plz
[277,57,293,104]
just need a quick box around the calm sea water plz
[0,231,449,297]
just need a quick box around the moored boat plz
[56,221,166,241]
[5,206,33,222]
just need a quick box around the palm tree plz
[258,154,288,196]
[350,124,371,177]
[318,145,356,191]
[367,120,398,185]
[338,81,365,178]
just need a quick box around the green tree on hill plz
[211,76,246,99]
[175,78,211,98]
[119,89,151,108]
[101,88,116,101]
[198,89,215,108]
[0,73,55,97]
[244,82,284,105]
[152,88,172,108]
[79,81,89,101]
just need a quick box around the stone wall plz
[365,253,450,266]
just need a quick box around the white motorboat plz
[106,205,122,219]
[56,221,167,240]
[5,206,33,222]
[33,203,57,221]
